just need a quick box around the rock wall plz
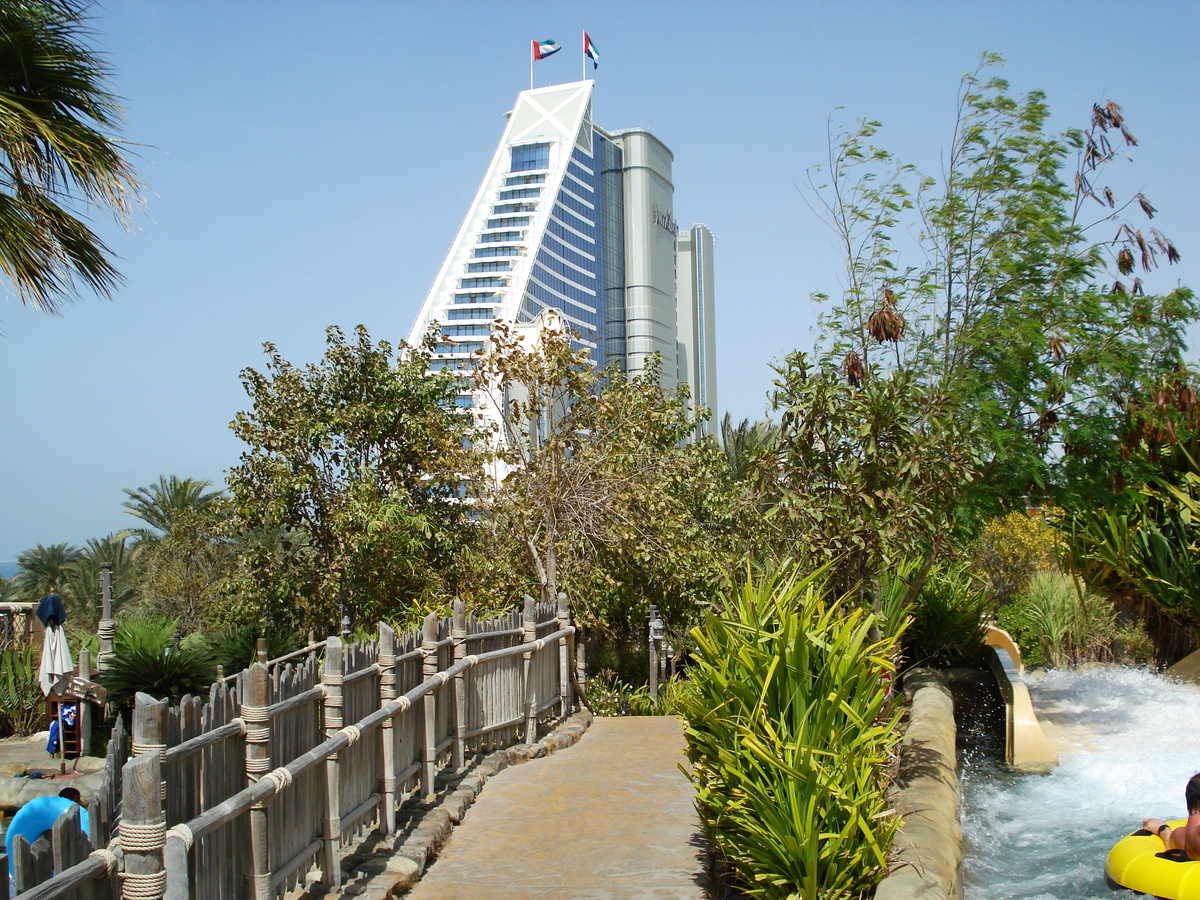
[876,668,961,900]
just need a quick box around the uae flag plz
[584,32,599,68]
[532,39,561,60]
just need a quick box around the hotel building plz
[406,79,717,436]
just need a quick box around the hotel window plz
[442,324,490,337]
[460,277,507,288]
[448,307,495,319]
[499,188,541,200]
[480,231,522,243]
[466,261,511,273]
[486,216,530,229]
[510,143,550,173]
[453,292,496,304]
[492,203,537,215]
[474,246,518,258]
[505,173,546,186]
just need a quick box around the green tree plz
[0,0,142,313]
[808,56,1195,520]
[62,534,138,628]
[227,325,482,633]
[121,475,224,543]
[11,541,81,601]
[475,315,723,638]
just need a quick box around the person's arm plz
[1143,818,1174,846]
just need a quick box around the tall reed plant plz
[680,563,903,899]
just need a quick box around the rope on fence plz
[165,822,195,851]
[89,847,119,875]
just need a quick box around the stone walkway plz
[405,716,707,900]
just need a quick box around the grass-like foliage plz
[0,644,45,736]
[679,562,904,899]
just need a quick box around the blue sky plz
[1,1,1198,565]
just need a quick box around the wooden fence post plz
[451,600,467,772]
[242,662,271,900]
[378,623,396,836]
[78,648,93,757]
[420,613,439,799]
[132,692,168,810]
[321,637,343,888]
[97,563,114,674]
[121,751,165,900]
[521,595,537,743]
[556,592,572,717]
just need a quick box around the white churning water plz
[961,666,1200,900]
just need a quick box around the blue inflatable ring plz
[6,795,89,876]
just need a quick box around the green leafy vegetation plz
[0,645,45,736]
[680,563,903,899]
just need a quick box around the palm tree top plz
[122,475,224,540]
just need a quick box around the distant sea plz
[0,561,16,580]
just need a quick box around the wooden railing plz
[0,603,38,652]
[4,594,577,900]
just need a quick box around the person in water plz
[1144,772,1200,860]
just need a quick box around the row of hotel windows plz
[474,245,519,258]
[442,323,491,337]
[434,341,486,355]
[460,276,507,288]
[505,173,545,187]
[510,143,550,173]
[480,230,523,243]
[453,292,497,304]
[447,307,495,319]
[486,216,530,229]
[492,202,536,215]
[499,187,541,200]
[465,261,511,273]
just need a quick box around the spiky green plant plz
[98,614,216,711]
[680,562,903,899]
[0,645,44,736]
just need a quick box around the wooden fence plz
[3,594,577,900]
[0,603,38,652]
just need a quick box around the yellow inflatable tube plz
[1105,820,1200,899]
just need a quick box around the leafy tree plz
[10,541,81,602]
[227,325,482,633]
[62,534,138,628]
[474,315,724,638]
[121,475,224,543]
[807,55,1195,520]
[0,0,142,313]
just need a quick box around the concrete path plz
[406,716,708,900]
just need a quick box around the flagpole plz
[530,40,534,91]
[582,29,585,82]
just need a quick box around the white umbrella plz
[39,623,73,697]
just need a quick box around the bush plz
[972,511,1058,605]
[0,645,45,736]
[899,563,989,669]
[586,669,694,716]
[997,571,1120,668]
[680,562,902,899]
[98,614,217,712]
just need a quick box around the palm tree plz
[0,0,142,313]
[62,534,138,627]
[121,475,224,543]
[719,412,780,485]
[11,541,82,600]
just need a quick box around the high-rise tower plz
[407,79,715,427]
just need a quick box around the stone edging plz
[875,668,961,900]
[294,708,595,899]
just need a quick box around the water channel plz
[960,666,1200,899]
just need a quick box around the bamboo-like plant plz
[680,562,904,899]
[0,645,46,736]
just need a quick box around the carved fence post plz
[242,662,272,900]
[77,648,93,757]
[378,623,396,836]
[451,600,468,771]
[556,593,572,717]
[321,637,343,887]
[420,613,439,799]
[97,562,114,674]
[121,751,165,900]
[521,595,538,743]
[132,692,168,811]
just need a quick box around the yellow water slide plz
[983,625,1059,772]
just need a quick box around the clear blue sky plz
[1,1,1197,566]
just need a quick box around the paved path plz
[406,716,708,900]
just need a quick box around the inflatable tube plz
[1106,819,1200,899]
[5,795,89,876]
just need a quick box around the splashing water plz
[961,666,1200,900]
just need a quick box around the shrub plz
[900,563,989,669]
[680,562,902,899]
[972,510,1058,605]
[998,571,1120,668]
[98,614,217,712]
[0,645,45,736]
